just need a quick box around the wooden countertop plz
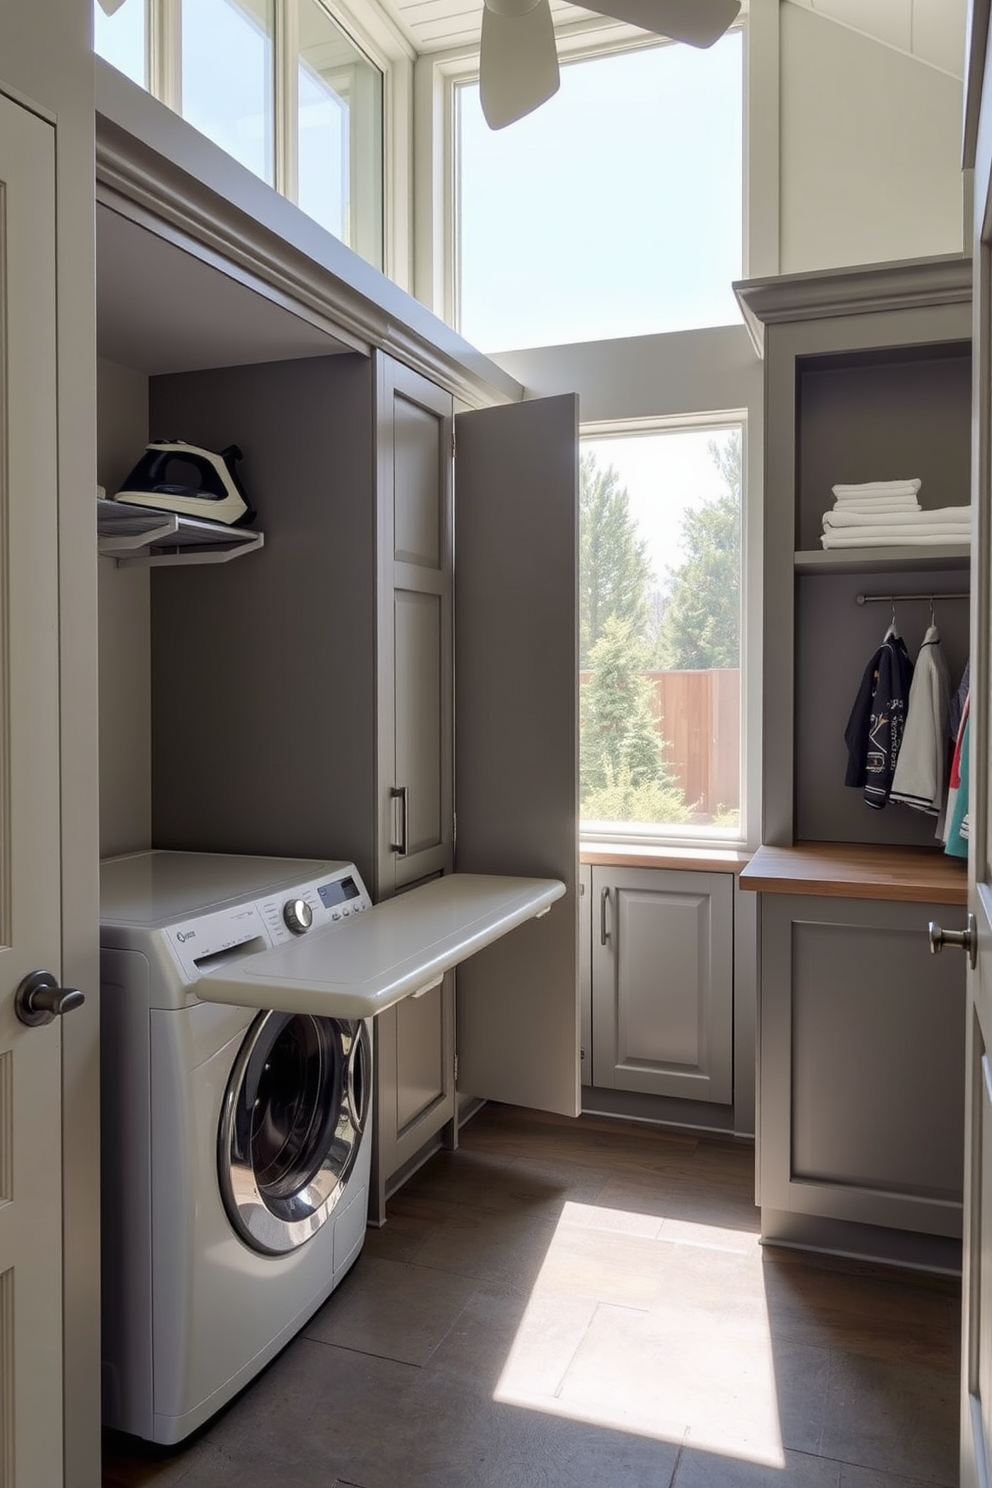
[580,842,752,874]
[739,841,967,905]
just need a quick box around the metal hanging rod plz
[856,591,968,606]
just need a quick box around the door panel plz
[454,394,579,1116]
[964,21,992,1481]
[393,395,443,569]
[376,355,453,894]
[592,868,733,1104]
[394,589,442,858]
[0,94,63,1487]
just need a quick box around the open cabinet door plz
[453,394,580,1116]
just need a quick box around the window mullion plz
[276,0,299,202]
[151,0,181,110]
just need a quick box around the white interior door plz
[0,92,66,1487]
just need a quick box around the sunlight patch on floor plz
[493,1199,786,1469]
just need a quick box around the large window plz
[94,0,384,269]
[454,34,743,352]
[580,423,744,842]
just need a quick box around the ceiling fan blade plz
[479,0,561,129]
[96,0,130,13]
[579,0,740,47]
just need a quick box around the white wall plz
[779,4,965,272]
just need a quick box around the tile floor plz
[102,1105,961,1488]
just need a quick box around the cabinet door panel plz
[394,589,442,858]
[395,983,446,1130]
[454,394,579,1117]
[791,920,962,1199]
[393,393,443,569]
[592,867,733,1104]
[758,893,964,1236]
[377,355,453,894]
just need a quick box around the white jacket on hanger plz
[889,623,952,816]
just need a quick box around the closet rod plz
[856,591,968,606]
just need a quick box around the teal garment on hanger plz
[944,704,970,860]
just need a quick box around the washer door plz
[219,1012,371,1255]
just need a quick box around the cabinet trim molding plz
[735,255,972,356]
[94,75,523,412]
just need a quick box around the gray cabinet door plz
[375,355,454,894]
[758,892,965,1240]
[453,394,580,1117]
[591,866,734,1104]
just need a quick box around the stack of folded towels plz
[820,479,971,548]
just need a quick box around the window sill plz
[580,841,752,874]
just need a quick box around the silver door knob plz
[928,913,977,970]
[14,970,86,1027]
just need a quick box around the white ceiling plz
[379,0,967,79]
[783,0,967,79]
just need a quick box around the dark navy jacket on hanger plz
[844,626,914,809]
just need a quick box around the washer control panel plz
[166,863,372,984]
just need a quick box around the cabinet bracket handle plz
[600,886,610,946]
[390,785,409,855]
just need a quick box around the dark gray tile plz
[761,1252,959,1369]
[675,1444,841,1488]
[203,1335,420,1475]
[360,1209,435,1264]
[339,1356,683,1488]
[303,1255,479,1365]
[390,1198,561,1288]
[820,1351,958,1485]
[101,1434,196,1488]
[160,1442,349,1487]
[840,1464,954,1488]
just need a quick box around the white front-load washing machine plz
[100,849,374,1445]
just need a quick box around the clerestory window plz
[93,0,384,270]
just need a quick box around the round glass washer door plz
[218,1011,371,1256]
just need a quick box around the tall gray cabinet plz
[737,256,973,1271]
[146,352,579,1219]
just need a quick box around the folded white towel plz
[823,525,970,542]
[831,479,922,498]
[821,531,970,548]
[823,506,971,529]
[830,497,922,513]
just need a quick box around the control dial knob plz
[283,897,313,935]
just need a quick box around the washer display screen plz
[318,877,361,910]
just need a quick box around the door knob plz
[14,970,86,1027]
[928,913,977,970]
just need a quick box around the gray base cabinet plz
[758,892,965,1245]
[373,972,456,1208]
[590,866,733,1104]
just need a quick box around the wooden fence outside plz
[580,668,740,817]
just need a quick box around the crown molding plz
[733,254,973,356]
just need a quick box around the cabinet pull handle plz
[600,886,610,946]
[390,785,409,855]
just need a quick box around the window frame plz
[415,14,763,338]
[579,409,751,850]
